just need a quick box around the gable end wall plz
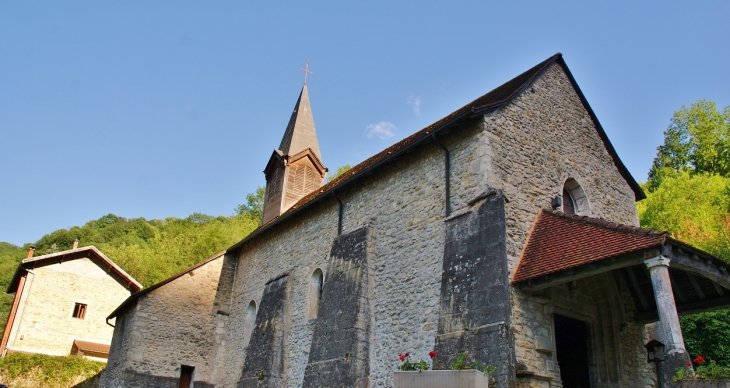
[486,63,651,385]
[6,258,131,356]
[100,256,225,388]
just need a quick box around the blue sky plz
[1,1,729,246]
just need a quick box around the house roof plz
[107,250,226,320]
[229,53,645,253]
[7,246,142,293]
[72,339,110,356]
[512,210,728,283]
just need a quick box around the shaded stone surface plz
[237,274,290,388]
[434,193,514,388]
[302,224,372,388]
[108,370,214,388]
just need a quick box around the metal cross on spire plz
[300,60,313,85]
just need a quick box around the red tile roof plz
[512,210,667,283]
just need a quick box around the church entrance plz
[554,314,591,388]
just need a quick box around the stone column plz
[645,256,691,385]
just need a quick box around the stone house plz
[101,53,730,387]
[0,243,141,360]
[100,251,226,387]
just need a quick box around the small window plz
[243,301,257,346]
[179,365,194,388]
[72,303,87,319]
[307,269,324,319]
[563,187,576,215]
[562,178,590,216]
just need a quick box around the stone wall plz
[483,63,652,386]
[219,117,491,388]
[6,258,131,356]
[100,255,225,388]
[302,223,374,387]
[434,192,514,388]
[211,61,648,388]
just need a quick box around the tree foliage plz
[681,310,730,367]
[235,186,265,220]
[327,164,353,183]
[638,171,730,259]
[648,100,730,191]
[641,100,730,366]
[0,190,263,334]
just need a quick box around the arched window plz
[307,269,323,319]
[562,178,590,216]
[243,301,257,346]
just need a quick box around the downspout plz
[331,191,343,235]
[430,132,451,217]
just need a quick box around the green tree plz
[235,186,265,219]
[681,309,730,366]
[641,100,730,367]
[648,100,730,190]
[638,171,730,260]
[327,164,353,183]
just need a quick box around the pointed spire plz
[278,84,322,160]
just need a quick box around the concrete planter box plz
[669,381,730,388]
[394,370,491,388]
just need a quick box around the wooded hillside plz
[0,196,264,334]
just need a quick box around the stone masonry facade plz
[101,255,225,388]
[103,59,660,387]
[485,65,655,387]
[210,62,650,387]
[6,258,130,356]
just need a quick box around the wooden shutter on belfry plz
[267,166,283,201]
[286,164,318,205]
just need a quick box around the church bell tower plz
[261,83,327,225]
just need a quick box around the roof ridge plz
[249,54,565,233]
[542,209,666,238]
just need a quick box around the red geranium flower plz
[686,362,692,367]
[399,353,406,361]
[694,355,705,364]
[429,350,437,358]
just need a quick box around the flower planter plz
[394,370,491,388]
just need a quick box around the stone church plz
[100,53,730,388]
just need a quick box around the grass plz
[0,353,105,388]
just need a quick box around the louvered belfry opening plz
[286,163,320,207]
[261,83,327,225]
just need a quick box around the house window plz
[179,365,194,388]
[72,303,87,319]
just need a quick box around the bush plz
[0,353,105,388]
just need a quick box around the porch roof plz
[513,210,730,320]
